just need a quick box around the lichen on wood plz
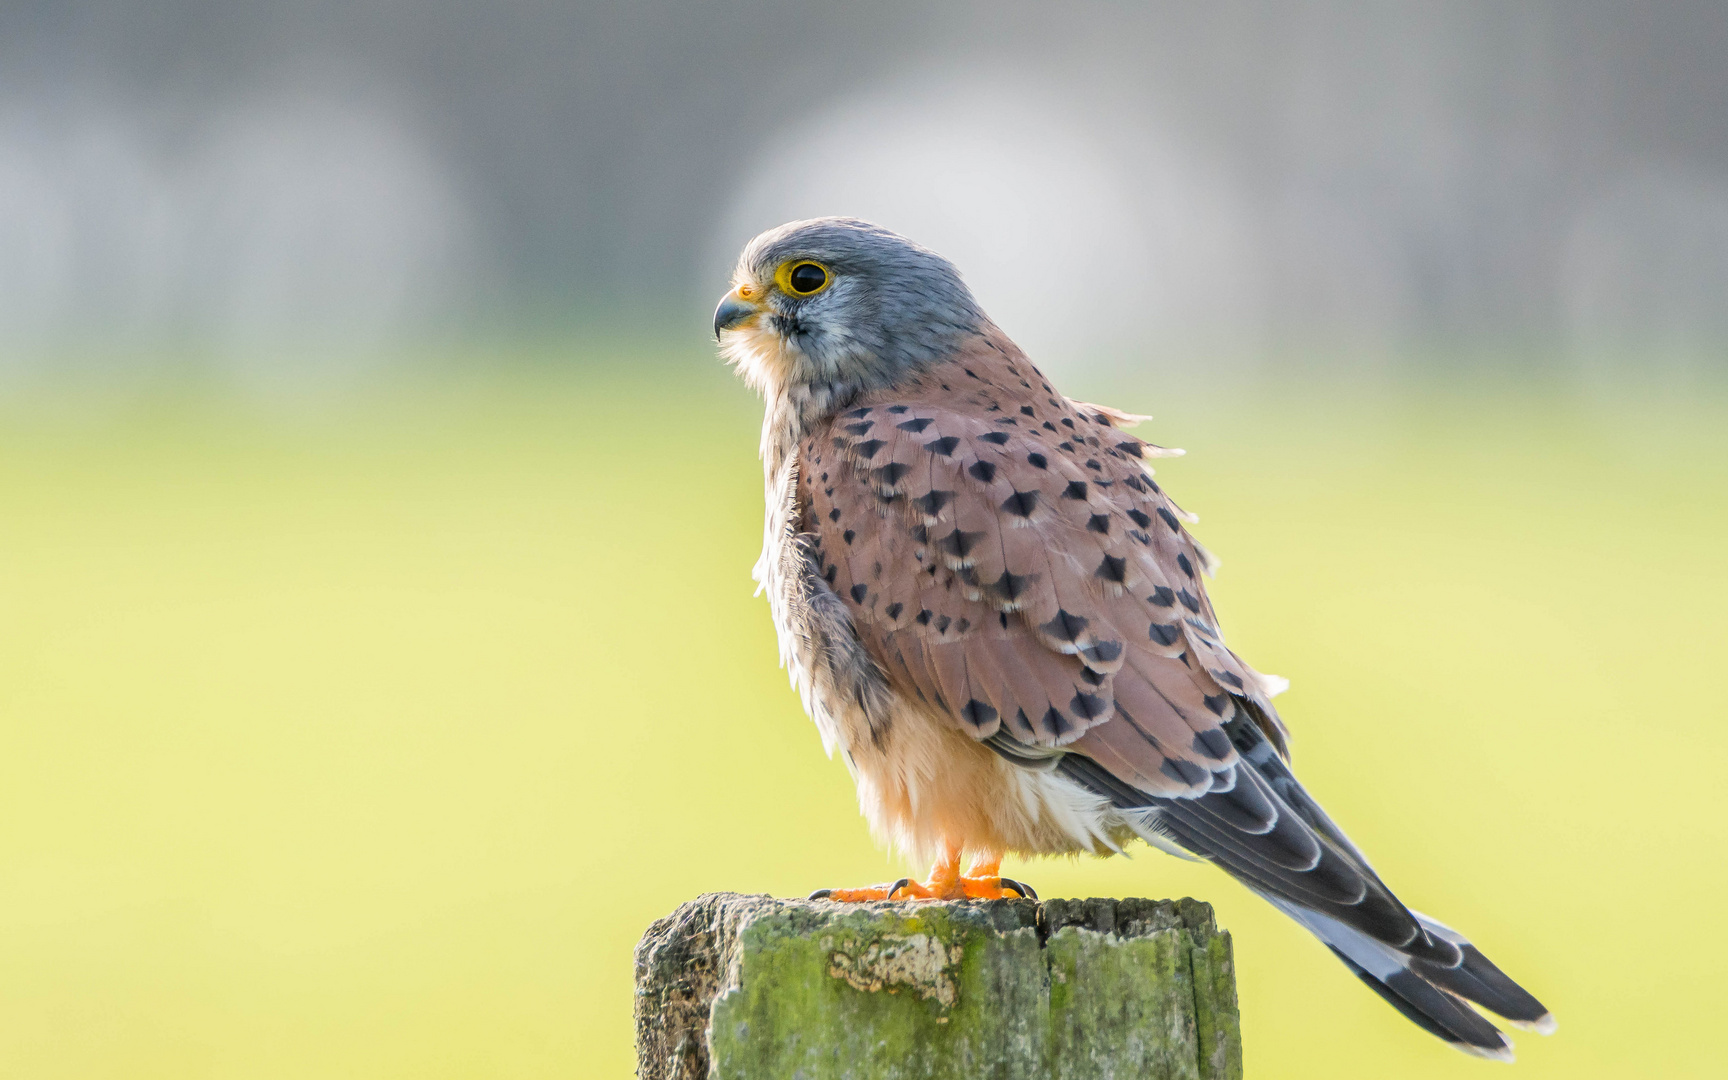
[634,893,1242,1080]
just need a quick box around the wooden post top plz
[634,893,1242,1080]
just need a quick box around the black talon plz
[808,888,832,900]
[887,877,913,899]
[999,877,1038,900]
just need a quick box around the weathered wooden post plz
[634,893,1242,1080]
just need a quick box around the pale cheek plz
[721,320,799,393]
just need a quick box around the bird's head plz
[714,217,985,397]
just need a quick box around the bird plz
[713,216,1554,1060]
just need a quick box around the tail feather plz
[1008,708,1556,1056]
[1327,946,1514,1060]
[1411,913,1557,1033]
[1274,897,1549,1060]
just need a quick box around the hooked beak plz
[713,288,762,340]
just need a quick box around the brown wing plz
[797,347,1286,799]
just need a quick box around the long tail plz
[1270,900,1555,1059]
[1049,711,1555,1059]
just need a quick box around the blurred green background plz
[1,351,1723,1077]
[5,2,1728,1076]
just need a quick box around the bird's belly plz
[837,700,1119,865]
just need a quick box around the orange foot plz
[808,848,1037,902]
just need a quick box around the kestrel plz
[714,218,1553,1059]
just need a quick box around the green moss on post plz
[634,894,1242,1080]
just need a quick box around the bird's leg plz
[809,843,1036,902]
[956,853,1038,901]
[809,841,962,902]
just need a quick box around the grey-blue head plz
[715,217,987,398]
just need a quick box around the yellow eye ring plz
[776,260,831,297]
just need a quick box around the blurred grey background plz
[2,0,1725,387]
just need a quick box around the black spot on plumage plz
[1062,480,1088,500]
[874,461,910,486]
[824,487,834,497]
[1157,507,1181,532]
[896,417,933,433]
[842,530,855,544]
[1127,509,1152,528]
[1092,478,1113,487]
[955,618,970,633]
[978,431,1011,445]
[828,507,842,521]
[1115,441,1143,457]
[824,565,837,585]
[1070,692,1108,719]
[853,439,885,459]
[989,569,1031,602]
[843,421,873,435]
[1177,552,1195,578]
[996,417,1017,426]
[1149,622,1180,646]
[1082,640,1122,665]
[850,584,868,603]
[1040,706,1073,739]
[1002,490,1040,517]
[1212,669,1245,690]
[1057,441,1074,452]
[968,461,997,483]
[1040,609,1089,643]
[1203,694,1230,716]
[886,405,909,414]
[1042,421,1058,432]
[1149,586,1175,607]
[1079,666,1106,686]
[1087,514,1110,533]
[916,609,933,625]
[1085,459,1102,471]
[940,529,983,558]
[936,615,952,633]
[1161,757,1211,786]
[1060,417,1075,428]
[1128,530,1151,545]
[1020,405,1035,417]
[926,436,960,456]
[1179,589,1200,613]
[1193,729,1234,760]
[910,525,928,544]
[1027,452,1048,469]
[885,602,903,620]
[845,406,871,418]
[963,367,979,379]
[960,699,998,729]
[999,612,1010,629]
[1096,554,1127,583]
[915,490,953,517]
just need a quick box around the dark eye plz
[787,262,829,295]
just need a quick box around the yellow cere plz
[0,352,1724,1079]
